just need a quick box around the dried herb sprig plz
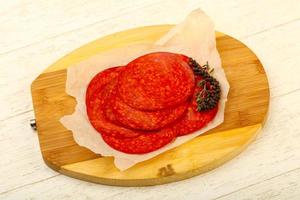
[188,58,221,112]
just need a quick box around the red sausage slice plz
[117,52,195,111]
[86,67,140,138]
[101,128,175,154]
[110,90,188,131]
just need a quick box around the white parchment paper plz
[60,9,230,170]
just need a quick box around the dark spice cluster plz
[188,58,221,112]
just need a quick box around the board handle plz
[30,119,37,131]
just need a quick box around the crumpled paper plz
[60,9,230,170]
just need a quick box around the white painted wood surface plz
[1,0,300,199]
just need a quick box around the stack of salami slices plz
[86,52,220,154]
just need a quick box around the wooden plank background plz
[0,0,300,199]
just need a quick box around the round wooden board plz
[31,25,269,186]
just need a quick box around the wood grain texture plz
[31,25,269,186]
[216,167,300,200]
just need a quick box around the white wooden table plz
[1,0,300,199]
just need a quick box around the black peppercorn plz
[188,58,221,112]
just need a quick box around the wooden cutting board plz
[31,25,269,186]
